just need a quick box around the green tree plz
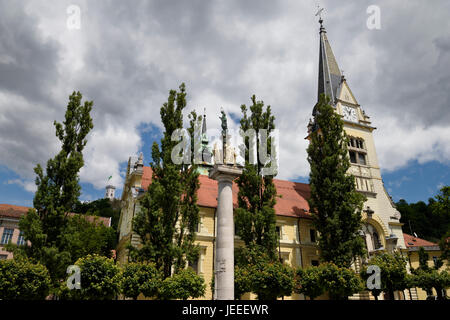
[409,269,449,300]
[294,267,325,300]
[158,268,206,300]
[235,245,294,300]
[320,263,363,300]
[235,95,278,259]
[73,198,122,232]
[251,261,294,300]
[121,262,162,300]
[0,257,51,300]
[307,94,366,268]
[17,91,94,283]
[129,84,200,278]
[234,265,253,299]
[397,186,450,243]
[60,254,121,300]
[418,247,431,271]
[59,215,116,262]
[361,252,408,300]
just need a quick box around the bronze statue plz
[220,109,227,134]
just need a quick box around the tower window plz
[372,231,381,250]
[348,137,367,165]
[310,229,316,242]
[349,151,357,163]
[358,153,366,165]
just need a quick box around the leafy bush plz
[159,268,205,300]
[360,252,408,300]
[294,267,324,300]
[409,269,450,300]
[121,262,162,299]
[320,262,363,300]
[60,254,121,300]
[235,245,294,300]
[0,257,51,300]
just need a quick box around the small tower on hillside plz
[105,185,116,200]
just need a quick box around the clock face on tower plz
[342,106,357,122]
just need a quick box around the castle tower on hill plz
[105,184,116,200]
[309,16,405,258]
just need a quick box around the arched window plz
[372,231,382,250]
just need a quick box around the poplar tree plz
[235,95,278,259]
[307,94,366,268]
[18,91,94,281]
[131,83,200,279]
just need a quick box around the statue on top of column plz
[220,109,227,135]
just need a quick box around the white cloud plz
[6,179,37,193]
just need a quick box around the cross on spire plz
[315,5,324,25]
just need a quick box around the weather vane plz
[315,5,324,22]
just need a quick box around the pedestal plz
[209,164,242,300]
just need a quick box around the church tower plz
[310,17,406,257]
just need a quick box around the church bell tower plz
[309,16,406,255]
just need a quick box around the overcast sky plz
[0,0,449,205]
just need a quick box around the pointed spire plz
[202,108,207,139]
[317,15,342,105]
[200,108,212,166]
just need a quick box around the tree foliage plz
[158,268,206,300]
[361,252,408,300]
[235,245,294,300]
[73,198,121,232]
[130,84,200,279]
[59,215,116,262]
[15,92,94,284]
[60,254,121,300]
[397,185,450,243]
[121,262,162,300]
[294,263,361,300]
[0,257,51,300]
[319,262,363,300]
[409,269,450,300]
[294,266,325,300]
[307,94,366,268]
[235,95,278,259]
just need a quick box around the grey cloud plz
[0,0,449,194]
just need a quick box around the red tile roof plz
[403,233,437,248]
[0,204,111,227]
[0,204,32,219]
[141,166,311,218]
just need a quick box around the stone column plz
[209,164,242,300]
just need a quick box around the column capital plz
[209,164,243,182]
